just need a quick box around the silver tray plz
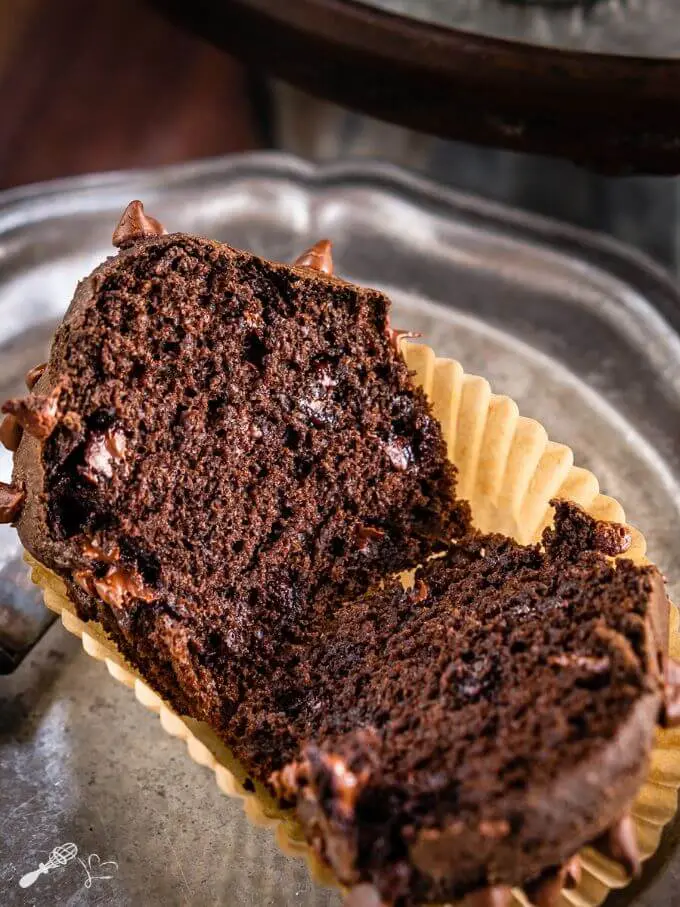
[356,1,680,58]
[1,153,679,906]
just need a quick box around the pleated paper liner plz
[25,342,680,907]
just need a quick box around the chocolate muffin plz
[1,203,676,907]
[0,201,468,737]
[272,502,672,907]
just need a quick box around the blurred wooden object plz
[156,0,680,175]
[0,0,259,190]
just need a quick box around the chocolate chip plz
[79,429,127,483]
[271,760,308,801]
[356,525,386,554]
[82,539,121,564]
[312,356,338,390]
[324,753,367,813]
[25,362,47,390]
[293,239,333,275]
[73,569,97,597]
[2,386,63,440]
[385,437,413,471]
[412,579,429,603]
[593,520,632,556]
[75,564,154,610]
[299,397,334,428]
[0,414,22,451]
[112,200,166,249]
[0,481,25,523]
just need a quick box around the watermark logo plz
[18,842,117,891]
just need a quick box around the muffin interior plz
[272,503,663,901]
[33,235,466,726]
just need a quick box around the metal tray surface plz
[1,153,680,906]
[356,0,680,57]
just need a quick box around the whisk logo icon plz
[19,843,78,888]
[18,842,118,890]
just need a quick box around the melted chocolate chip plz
[293,239,333,275]
[299,397,334,428]
[0,481,25,522]
[385,325,422,355]
[73,561,154,610]
[82,539,121,564]
[79,429,127,483]
[93,568,152,609]
[276,739,377,821]
[271,761,307,801]
[412,579,429,603]
[325,753,367,814]
[0,414,22,451]
[593,813,641,877]
[2,386,62,440]
[593,520,632,557]
[312,356,338,390]
[356,525,386,554]
[73,569,97,597]
[25,362,47,390]
[385,437,414,471]
[112,200,166,249]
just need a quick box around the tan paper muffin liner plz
[25,342,680,907]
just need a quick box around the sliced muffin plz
[273,502,672,907]
[1,203,676,907]
[0,201,468,740]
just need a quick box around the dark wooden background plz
[0,0,259,190]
